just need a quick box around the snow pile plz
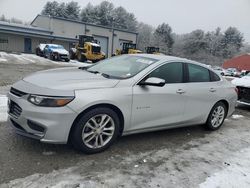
[0,95,8,122]
[0,57,7,62]
[0,52,88,67]
[200,148,250,188]
[231,114,244,119]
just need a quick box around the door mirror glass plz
[139,77,166,87]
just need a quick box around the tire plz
[77,53,87,62]
[70,107,120,154]
[69,49,75,60]
[36,49,39,56]
[49,53,55,61]
[65,59,70,62]
[205,102,227,130]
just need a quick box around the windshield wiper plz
[85,69,112,78]
[101,73,110,78]
[78,66,88,70]
[86,70,100,74]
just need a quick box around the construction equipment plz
[114,42,142,56]
[70,35,105,63]
[145,47,161,54]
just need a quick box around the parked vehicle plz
[145,47,161,55]
[212,66,226,76]
[35,43,47,57]
[8,54,237,154]
[114,42,142,56]
[240,70,250,77]
[69,35,105,63]
[44,44,70,62]
[225,68,240,77]
[232,72,250,105]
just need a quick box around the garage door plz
[93,36,108,56]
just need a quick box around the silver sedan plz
[8,54,237,153]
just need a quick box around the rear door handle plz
[209,88,216,92]
[176,89,186,94]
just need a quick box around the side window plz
[210,70,221,82]
[148,62,183,83]
[188,64,210,82]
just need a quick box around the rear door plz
[182,63,221,123]
[130,62,188,131]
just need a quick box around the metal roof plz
[31,14,138,35]
[0,21,52,35]
[0,21,78,42]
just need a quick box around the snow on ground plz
[0,57,7,62]
[0,95,8,122]
[2,113,250,188]
[231,114,244,119]
[0,51,89,67]
[200,148,250,188]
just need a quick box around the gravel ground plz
[0,52,250,188]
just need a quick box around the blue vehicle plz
[44,44,70,62]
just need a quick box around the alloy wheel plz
[211,106,225,128]
[82,114,115,149]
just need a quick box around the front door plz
[24,38,32,53]
[130,62,187,131]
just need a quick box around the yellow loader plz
[70,35,105,63]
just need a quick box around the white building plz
[0,14,138,57]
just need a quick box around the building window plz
[0,38,8,43]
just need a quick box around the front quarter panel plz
[68,87,133,132]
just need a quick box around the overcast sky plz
[1,0,250,42]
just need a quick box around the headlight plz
[28,95,74,107]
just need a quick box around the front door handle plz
[176,89,186,94]
[209,88,216,92]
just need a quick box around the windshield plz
[87,55,157,79]
[50,45,64,49]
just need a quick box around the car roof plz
[128,54,207,67]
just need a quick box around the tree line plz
[1,0,247,65]
[41,0,246,64]
[41,1,137,32]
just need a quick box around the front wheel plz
[205,102,227,130]
[77,53,86,62]
[70,107,120,154]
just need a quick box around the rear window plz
[210,71,221,82]
[188,63,210,82]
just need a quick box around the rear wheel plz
[70,107,120,154]
[77,53,87,62]
[205,102,227,130]
[49,53,55,61]
[69,49,75,60]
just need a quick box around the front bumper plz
[8,91,78,144]
[52,53,69,61]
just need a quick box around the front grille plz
[10,87,27,97]
[237,86,250,102]
[59,54,68,58]
[9,100,22,118]
[92,46,101,53]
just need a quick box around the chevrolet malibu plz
[8,54,237,153]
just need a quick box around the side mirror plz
[139,77,166,87]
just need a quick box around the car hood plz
[231,76,250,87]
[51,48,69,54]
[22,67,120,91]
